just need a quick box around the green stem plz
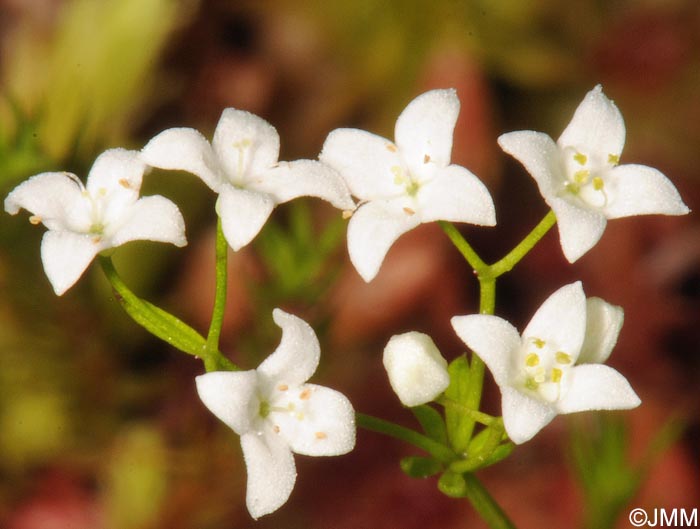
[437,397,497,426]
[439,221,488,272]
[462,474,517,529]
[356,413,455,464]
[206,218,228,356]
[489,210,556,278]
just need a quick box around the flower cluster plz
[4,85,689,519]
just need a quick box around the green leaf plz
[444,355,472,452]
[400,456,442,478]
[411,405,448,444]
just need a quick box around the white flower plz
[320,89,496,282]
[498,85,690,262]
[141,108,355,251]
[195,309,356,519]
[4,148,186,295]
[451,282,640,444]
[383,331,450,407]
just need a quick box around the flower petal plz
[382,332,450,407]
[550,196,607,262]
[40,230,101,295]
[557,85,626,158]
[417,165,496,226]
[395,89,459,171]
[276,384,356,457]
[4,172,84,230]
[195,370,259,435]
[501,386,556,444]
[604,164,690,219]
[240,431,296,519]
[216,186,275,251]
[346,199,421,282]
[86,148,145,201]
[253,160,355,210]
[523,282,586,361]
[451,314,521,387]
[141,127,224,191]
[578,297,624,365]
[498,130,563,198]
[109,196,187,248]
[257,309,320,388]
[557,364,640,414]
[212,108,280,183]
[320,128,403,200]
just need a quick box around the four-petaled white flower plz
[141,108,355,251]
[4,148,186,295]
[320,89,496,282]
[195,309,356,519]
[451,281,640,444]
[498,85,690,263]
[383,331,450,407]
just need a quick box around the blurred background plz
[0,0,698,528]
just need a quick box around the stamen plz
[299,388,311,400]
[118,178,131,189]
[423,154,431,164]
[98,187,107,196]
[296,412,305,421]
[277,384,288,391]
[342,210,354,220]
[403,207,415,216]
[525,378,539,391]
[592,176,604,191]
[386,143,398,153]
[391,166,404,185]
[531,338,546,349]
[525,353,540,367]
[29,215,42,225]
[551,368,563,383]
[273,425,280,433]
[608,153,620,165]
[574,170,590,184]
[555,351,572,364]
[573,152,587,165]
[315,432,327,440]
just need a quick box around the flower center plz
[561,147,619,209]
[391,165,420,197]
[519,336,573,403]
[231,138,252,186]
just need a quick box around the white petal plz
[195,370,259,435]
[382,332,450,407]
[557,364,640,414]
[346,199,420,282]
[276,383,356,456]
[523,282,586,361]
[40,230,101,295]
[240,431,296,519]
[550,196,607,262]
[212,108,280,183]
[603,164,690,219]
[141,127,224,191]
[320,128,403,200]
[417,165,496,226]
[257,309,320,388]
[557,85,626,157]
[451,314,521,387]
[497,131,562,198]
[109,196,187,248]
[4,172,84,230]
[395,89,459,171]
[578,297,624,365]
[216,186,275,251]
[85,149,144,210]
[253,160,355,210]
[501,386,557,444]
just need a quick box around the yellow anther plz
[555,351,572,364]
[386,143,398,153]
[273,425,281,433]
[299,388,311,400]
[531,338,546,349]
[118,178,131,189]
[592,176,605,191]
[315,431,327,440]
[277,384,288,391]
[573,152,587,166]
[403,207,415,216]
[551,368,563,383]
[608,153,620,165]
[29,215,42,225]
[574,170,590,184]
[391,166,404,185]
[525,353,540,367]
[342,210,353,220]
[423,154,431,164]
